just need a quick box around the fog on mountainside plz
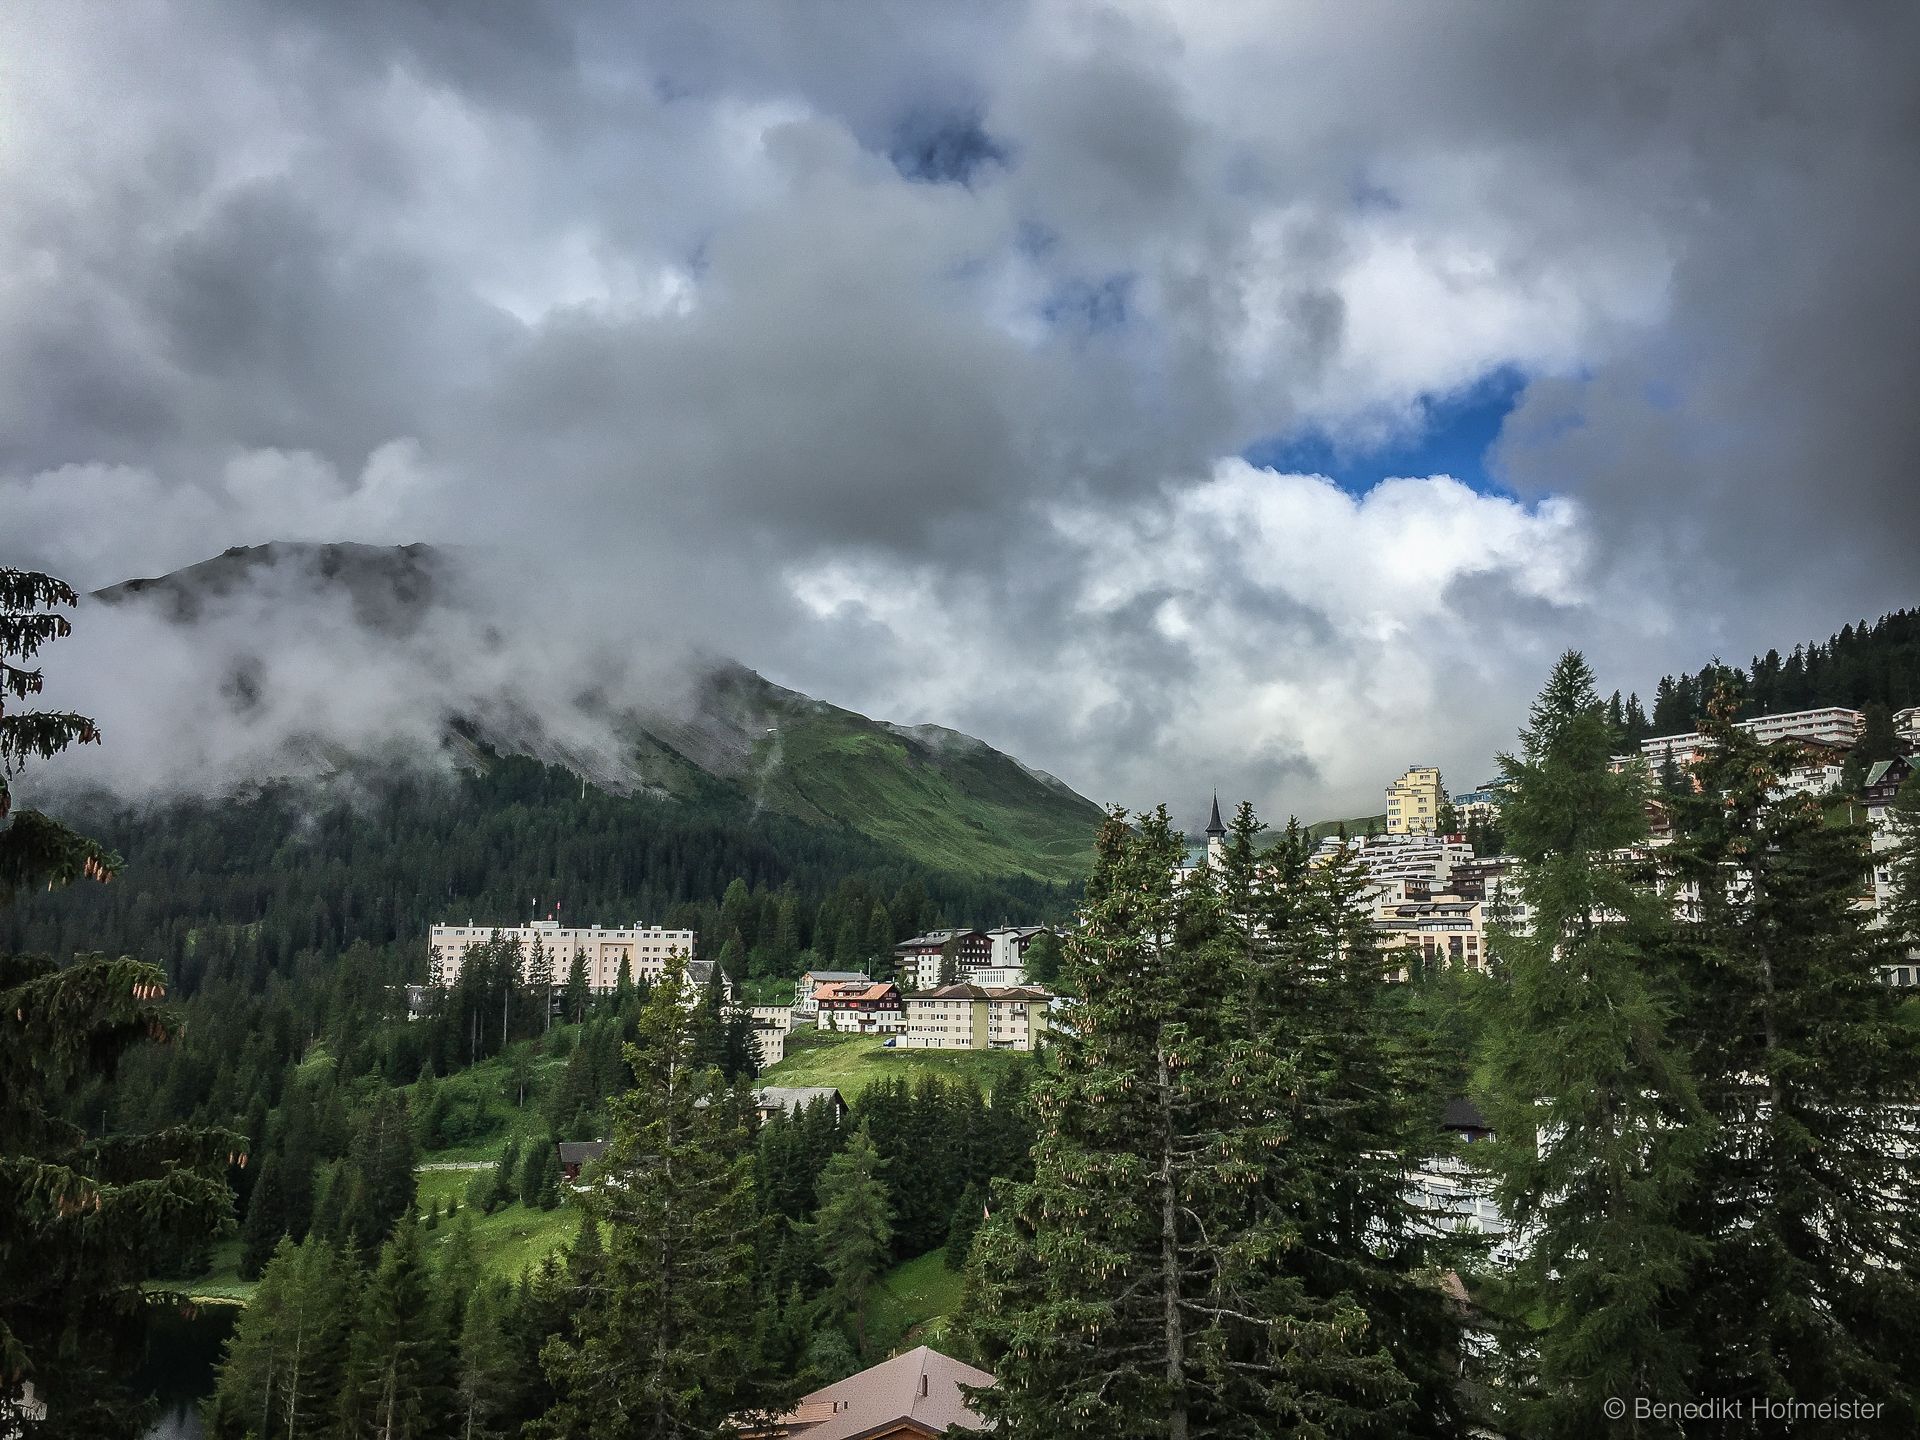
[28,541,1102,882]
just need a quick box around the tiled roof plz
[769,1346,994,1440]
[814,981,901,1004]
[908,984,1053,1002]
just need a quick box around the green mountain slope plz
[92,543,1103,884]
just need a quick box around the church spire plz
[1205,792,1226,837]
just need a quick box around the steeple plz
[1205,793,1226,838]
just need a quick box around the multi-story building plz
[428,919,696,992]
[1866,755,1916,988]
[1385,766,1446,834]
[1374,898,1487,976]
[900,984,1053,1051]
[1450,782,1503,830]
[987,926,1052,970]
[1895,706,1920,747]
[893,929,992,991]
[1739,706,1863,747]
[794,970,870,1016]
[815,979,905,1033]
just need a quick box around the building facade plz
[1385,766,1446,834]
[900,984,1053,1050]
[794,970,870,1016]
[428,919,695,991]
[814,979,906,1033]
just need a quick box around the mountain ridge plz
[87,542,1103,884]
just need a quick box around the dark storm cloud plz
[3,0,1915,821]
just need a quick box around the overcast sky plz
[5,2,1917,825]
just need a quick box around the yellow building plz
[1385,765,1446,834]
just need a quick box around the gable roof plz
[772,1346,994,1440]
[814,980,902,1004]
[753,1086,847,1115]
[908,983,1053,1002]
[556,1140,607,1166]
[802,970,871,983]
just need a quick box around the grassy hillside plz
[866,1252,965,1354]
[757,1028,1031,1100]
[750,707,1101,886]
[1305,813,1386,842]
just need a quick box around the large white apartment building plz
[1638,706,1867,772]
[900,984,1053,1051]
[428,919,697,991]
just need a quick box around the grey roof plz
[802,970,871,982]
[1206,793,1227,836]
[555,1140,607,1165]
[752,1085,846,1114]
[1440,1099,1491,1133]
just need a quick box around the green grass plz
[151,1238,259,1304]
[758,1029,1033,1100]
[1304,813,1387,842]
[755,706,1102,886]
[865,1252,965,1355]
[414,1168,580,1282]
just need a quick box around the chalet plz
[814,979,905,1034]
[753,1086,849,1123]
[556,1139,607,1183]
[746,1345,994,1439]
[795,971,871,1016]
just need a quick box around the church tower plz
[1205,792,1227,867]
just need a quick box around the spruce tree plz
[564,951,591,1026]
[1475,653,1707,1435]
[207,1235,356,1440]
[239,1155,289,1280]
[960,808,1343,1438]
[458,1280,518,1440]
[1244,816,1472,1435]
[1,569,240,1439]
[1664,693,1920,1420]
[338,1221,455,1439]
[535,958,781,1437]
[811,1121,893,1355]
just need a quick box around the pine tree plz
[490,1137,521,1214]
[207,1235,357,1440]
[1247,817,1472,1434]
[1475,653,1707,1435]
[458,1280,518,1440]
[239,1155,289,1280]
[0,569,119,899]
[811,1121,893,1355]
[1664,693,1920,1419]
[1023,930,1063,986]
[1,569,239,1438]
[536,958,782,1437]
[960,808,1353,1439]
[564,951,591,1026]
[338,1222,455,1439]
[946,1182,988,1272]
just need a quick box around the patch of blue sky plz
[1244,365,1529,495]
[889,109,1008,186]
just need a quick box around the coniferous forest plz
[1606,607,1920,746]
[6,568,1920,1440]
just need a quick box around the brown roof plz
[908,984,1052,1002]
[770,1346,994,1440]
[815,981,902,1004]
